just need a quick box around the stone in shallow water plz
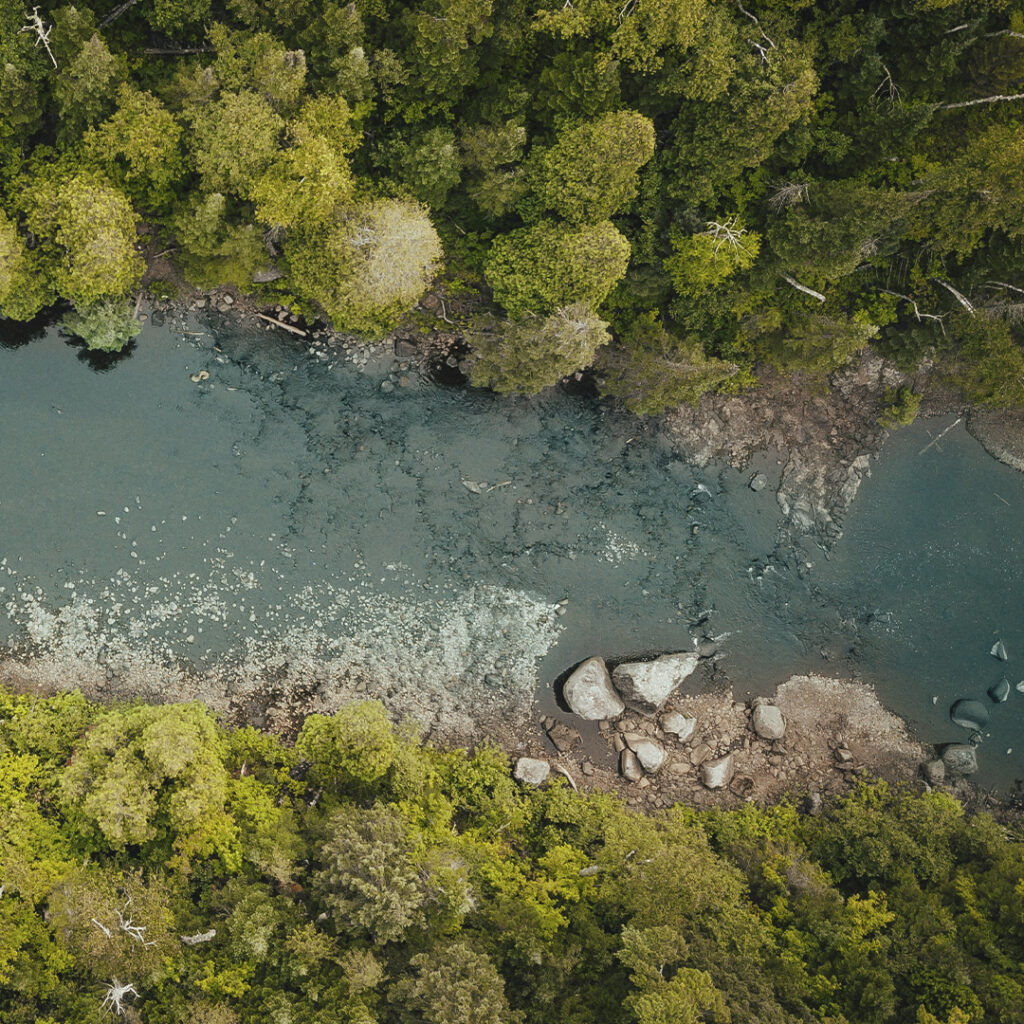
[751,703,786,740]
[988,678,1011,703]
[950,698,990,730]
[513,757,550,785]
[613,652,699,714]
[942,744,978,777]
[749,473,768,492]
[563,657,624,720]
[991,640,1008,661]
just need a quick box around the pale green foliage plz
[54,33,126,142]
[598,313,738,414]
[943,312,1024,408]
[58,702,240,871]
[150,0,213,35]
[174,191,267,289]
[84,85,184,211]
[877,386,921,428]
[50,4,99,67]
[190,90,284,196]
[390,941,514,1024]
[210,24,308,113]
[48,867,173,980]
[469,303,611,394]
[285,198,442,335]
[525,109,655,224]
[61,297,141,352]
[25,172,141,306]
[776,313,880,374]
[314,804,427,943]
[665,220,761,296]
[293,94,362,154]
[0,210,51,320]
[0,61,42,140]
[485,219,630,317]
[618,925,727,1024]
[461,120,527,216]
[295,701,398,791]
[385,126,463,209]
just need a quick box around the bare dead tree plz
[878,288,948,334]
[100,979,138,1017]
[702,216,753,256]
[940,91,1024,109]
[20,7,57,68]
[735,0,775,63]
[99,0,141,28]
[933,278,975,313]
[767,181,809,212]
[874,64,902,108]
[180,928,217,945]
[143,46,215,55]
[117,899,156,948]
[92,918,114,938]
[781,273,826,303]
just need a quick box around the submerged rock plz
[514,757,550,785]
[702,753,735,789]
[942,744,978,777]
[612,652,700,714]
[749,473,768,492]
[660,711,697,743]
[988,678,1011,703]
[950,698,990,731]
[991,639,1009,661]
[751,704,786,740]
[630,738,667,773]
[563,657,624,720]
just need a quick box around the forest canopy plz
[1,685,1023,1024]
[2,0,1024,407]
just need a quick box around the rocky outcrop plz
[563,657,624,720]
[612,652,699,714]
[660,711,696,743]
[702,753,735,789]
[751,703,786,740]
[941,744,978,777]
[514,757,550,785]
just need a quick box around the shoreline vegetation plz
[2,1,1024,413]
[1,682,1023,1024]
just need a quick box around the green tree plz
[468,303,611,394]
[174,191,268,289]
[523,109,655,224]
[61,297,141,352]
[598,313,738,413]
[485,219,630,316]
[189,90,284,197]
[285,198,442,335]
[54,33,126,142]
[390,941,515,1024]
[84,85,184,212]
[0,209,52,320]
[383,126,463,209]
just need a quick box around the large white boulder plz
[613,652,699,714]
[564,657,624,720]
[513,757,550,785]
[660,711,697,743]
[751,704,786,740]
[702,753,735,790]
[630,738,667,773]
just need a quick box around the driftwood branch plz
[933,278,975,313]
[919,417,962,456]
[257,312,307,337]
[781,273,826,303]
[143,46,215,55]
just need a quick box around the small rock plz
[689,742,713,766]
[1017,680,1024,694]
[749,473,768,492]
[988,678,1011,703]
[835,747,853,763]
[942,744,978,777]
[563,657,624,720]
[580,760,595,776]
[612,734,626,753]
[950,698,990,730]
[380,380,394,393]
[922,759,946,786]
[612,652,700,714]
[660,711,697,743]
[620,749,643,782]
[222,293,234,306]
[803,791,823,815]
[751,704,786,740]
[631,738,667,773]
[547,721,580,753]
[514,758,550,785]
[702,754,735,790]
[695,639,718,658]
[991,639,1009,661]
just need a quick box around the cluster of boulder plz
[514,650,790,793]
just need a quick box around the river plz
[1,315,1022,790]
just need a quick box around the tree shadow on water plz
[0,307,64,350]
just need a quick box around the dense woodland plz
[0,687,1022,1023]
[2,1,1024,408]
